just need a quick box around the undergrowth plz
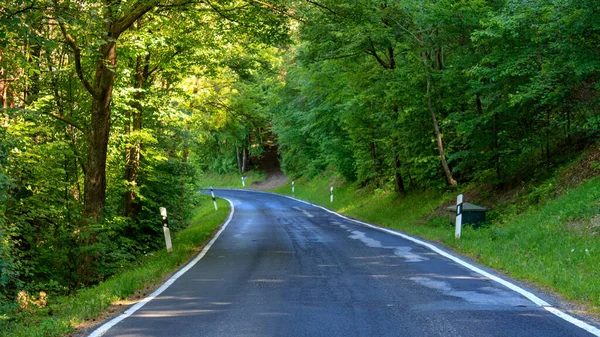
[1,195,229,337]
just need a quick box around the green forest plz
[1,0,599,333]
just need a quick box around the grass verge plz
[2,195,230,337]
[271,172,600,314]
[196,171,266,189]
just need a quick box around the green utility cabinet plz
[447,203,488,227]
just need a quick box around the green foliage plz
[0,0,292,320]
[1,197,229,337]
[0,229,20,300]
[183,46,284,175]
[268,0,599,191]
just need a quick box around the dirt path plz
[252,170,289,190]
[251,145,288,190]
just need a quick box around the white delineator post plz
[330,186,334,203]
[210,187,218,211]
[160,207,173,253]
[241,176,245,187]
[455,194,463,239]
[292,181,295,194]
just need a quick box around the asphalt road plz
[97,189,599,337]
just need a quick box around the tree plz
[0,0,291,294]
[53,1,157,220]
[52,0,290,220]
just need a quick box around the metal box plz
[447,203,488,227]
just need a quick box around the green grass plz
[454,177,600,309]
[272,172,451,231]
[196,171,266,189]
[271,172,600,313]
[2,195,230,337]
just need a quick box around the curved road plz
[96,189,598,337]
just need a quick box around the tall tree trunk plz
[477,94,500,180]
[76,43,115,283]
[365,41,403,187]
[0,50,6,109]
[418,35,457,186]
[26,41,42,105]
[242,146,247,174]
[0,48,16,110]
[125,55,146,217]
[370,129,378,177]
[391,105,405,195]
[83,40,117,221]
[236,147,243,174]
[392,138,405,195]
[58,2,157,220]
[0,79,6,109]
[77,36,123,283]
[426,76,457,186]
[407,166,415,189]
[492,112,500,180]
[180,140,189,204]
[566,108,571,146]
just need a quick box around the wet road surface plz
[96,189,599,337]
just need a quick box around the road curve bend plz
[92,189,599,337]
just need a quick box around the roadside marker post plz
[455,194,463,239]
[241,176,245,187]
[210,187,218,211]
[330,186,334,203]
[160,207,173,253]
[292,181,295,194]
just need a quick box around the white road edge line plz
[285,195,600,336]
[87,199,235,337]
[224,188,600,336]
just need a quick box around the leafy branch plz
[38,110,85,133]
[56,18,97,99]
